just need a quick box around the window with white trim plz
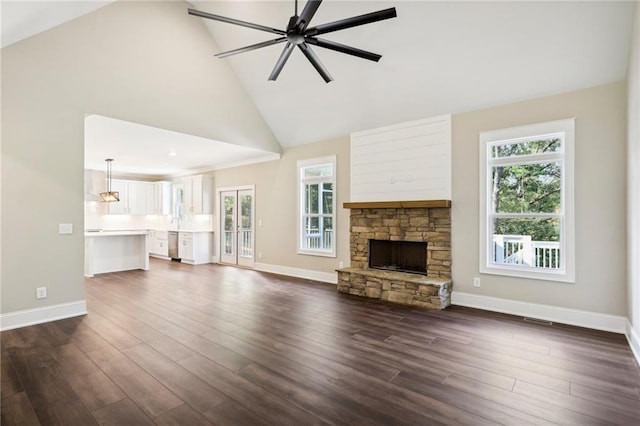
[298,156,336,257]
[479,119,574,282]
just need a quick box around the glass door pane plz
[219,188,254,267]
[220,191,237,264]
[238,190,253,265]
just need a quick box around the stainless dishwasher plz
[168,231,180,260]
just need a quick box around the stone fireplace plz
[337,200,452,309]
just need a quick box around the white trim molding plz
[479,118,575,283]
[254,262,337,284]
[0,300,87,331]
[452,291,627,334]
[626,320,640,366]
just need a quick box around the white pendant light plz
[99,158,120,202]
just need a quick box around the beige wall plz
[211,137,350,274]
[627,3,640,344]
[1,1,278,315]
[452,82,628,315]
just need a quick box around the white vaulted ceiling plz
[190,0,634,146]
[2,0,635,157]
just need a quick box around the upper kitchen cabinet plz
[183,175,213,214]
[154,181,172,215]
[108,179,154,215]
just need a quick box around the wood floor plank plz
[49,343,126,412]
[154,403,214,426]
[85,345,183,417]
[1,352,23,399]
[390,370,553,426]
[178,353,329,426]
[80,311,142,350]
[570,382,640,417]
[87,298,196,361]
[513,379,639,425]
[430,332,640,399]
[53,316,112,353]
[0,392,40,426]
[207,325,491,425]
[403,334,572,393]
[159,323,252,372]
[38,396,98,425]
[237,362,381,425]
[202,398,271,426]
[442,374,607,425]
[66,370,126,413]
[121,343,227,414]
[200,328,437,425]
[2,259,639,425]
[8,347,85,413]
[91,398,155,426]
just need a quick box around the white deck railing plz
[493,235,560,269]
[305,229,333,250]
[239,229,253,257]
[223,229,253,257]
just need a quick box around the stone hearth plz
[337,201,452,309]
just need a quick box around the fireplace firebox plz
[369,239,428,275]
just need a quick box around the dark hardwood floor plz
[2,258,639,425]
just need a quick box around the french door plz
[220,188,254,267]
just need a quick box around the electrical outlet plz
[258,252,263,259]
[36,286,47,299]
[473,277,481,288]
[339,261,344,268]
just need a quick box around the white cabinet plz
[178,232,193,262]
[182,175,213,214]
[107,180,127,214]
[179,231,213,265]
[149,230,169,258]
[108,180,155,215]
[153,182,172,215]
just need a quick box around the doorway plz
[219,187,254,267]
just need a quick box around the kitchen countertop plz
[84,230,149,237]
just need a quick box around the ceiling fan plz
[188,0,397,83]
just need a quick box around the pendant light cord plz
[106,159,113,193]
[295,0,298,16]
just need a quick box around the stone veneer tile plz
[341,206,452,309]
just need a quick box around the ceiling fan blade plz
[216,37,287,58]
[188,8,286,35]
[295,0,323,32]
[305,7,397,36]
[298,43,333,83]
[268,42,296,81]
[305,37,381,62]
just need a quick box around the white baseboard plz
[0,300,87,331]
[626,320,640,367]
[451,291,627,334]
[150,254,170,260]
[253,262,337,284]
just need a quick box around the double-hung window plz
[298,156,336,257]
[479,119,574,282]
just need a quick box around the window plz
[298,156,336,257]
[479,119,574,282]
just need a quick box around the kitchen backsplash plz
[85,201,213,231]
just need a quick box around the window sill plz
[297,249,336,258]
[480,264,574,283]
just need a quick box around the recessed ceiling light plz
[169,151,177,157]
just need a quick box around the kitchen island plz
[85,230,149,277]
